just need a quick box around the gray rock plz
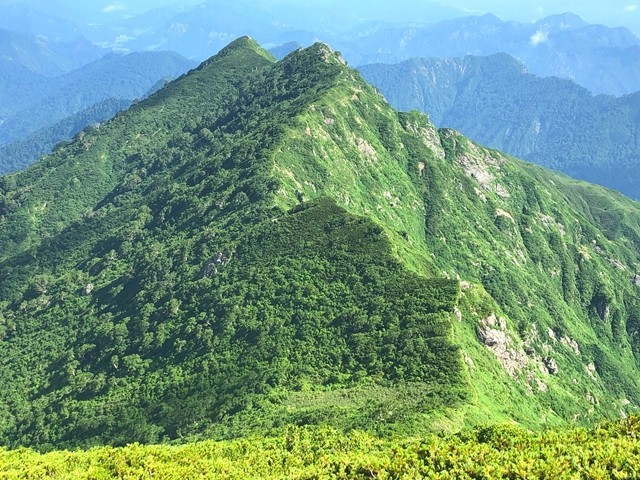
[543,357,559,375]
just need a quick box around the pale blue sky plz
[1,0,639,35]
[440,0,640,30]
[101,0,640,34]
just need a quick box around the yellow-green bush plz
[2,417,640,479]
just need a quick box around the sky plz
[0,0,638,36]
[440,0,640,31]
[96,0,638,34]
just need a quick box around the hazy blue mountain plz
[70,0,468,60]
[0,0,189,41]
[0,58,48,118]
[0,28,103,77]
[0,2,84,41]
[350,13,640,96]
[269,41,303,60]
[0,51,195,172]
[0,98,132,173]
[129,7,640,96]
[360,52,640,199]
[107,1,276,59]
[4,1,636,96]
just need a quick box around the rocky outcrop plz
[477,313,529,377]
[543,357,559,375]
[560,335,580,355]
[202,252,232,278]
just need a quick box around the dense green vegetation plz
[2,37,640,453]
[2,416,640,479]
[360,53,640,199]
[0,38,464,449]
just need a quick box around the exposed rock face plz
[404,121,445,159]
[202,252,232,278]
[477,325,507,347]
[476,313,529,377]
[478,315,562,389]
[560,335,580,355]
[543,357,559,375]
[451,135,510,198]
[633,274,640,287]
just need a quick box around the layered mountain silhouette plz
[0,50,195,173]
[346,13,640,96]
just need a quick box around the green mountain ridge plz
[1,37,640,450]
[359,53,640,200]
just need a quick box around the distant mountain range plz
[349,13,640,96]
[0,50,195,173]
[100,7,640,96]
[2,1,638,96]
[93,6,640,96]
[360,52,640,199]
[0,27,102,77]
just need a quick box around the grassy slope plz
[428,130,640,425]
[266,47,640,428]
[359,55,640,200]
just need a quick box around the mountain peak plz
[484,52,528,73]
[479,13,502,24]
[219,35,259,52]
[535,13,587,31]
[202,35,274,66]
[286,42,348,67]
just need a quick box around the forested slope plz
[0,38,640,451]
